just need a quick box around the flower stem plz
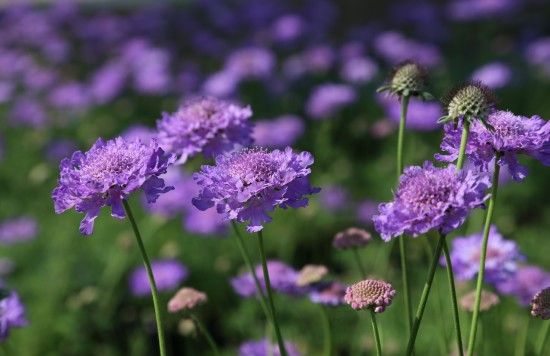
[320,306,332,356]
[456,120,470,170]
[190,313,220,356]
[352,247,367,279]
[397,95,413,334]
[122,200,166,356]
[536,321,550,355]
[230,222,271,321]
[369,309,382,356]
[442,235,464,356]
[257,230,288,356]
[466,154,501,356]
[406,233,445,355]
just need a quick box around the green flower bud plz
[377,61,432,99]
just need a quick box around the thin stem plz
[456,120,470,171]
[369,309,382,356]
[230,221,271,320]
[320,306,332,356]
[406,234,445,355]
[466,154,501,356]
[122,200,166,356]
[190,313,220,356]
[515,317,530,356]
[536,321,550,355]
[442,235,464,356]
[352,248,367,279]
[257,231,288,356]
[396,95,410,180]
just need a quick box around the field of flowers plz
[1,0,550,355]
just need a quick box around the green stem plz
[230,222,271,321]
[466,154,501,356]
[442,235,464,356]
[190,313,220,356]
[536,321,550,355]
[369,309,382,356]
[406,234,445,355]
[122,200,166,356]
[396,95,410,179]
[515,317,530,356]
[320,306,332,356]
[456,120,470,170]
[352,248,367,278]
[257,231,288,356]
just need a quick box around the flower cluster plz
[344,279,396,312]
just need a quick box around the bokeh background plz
[1,0,550,355]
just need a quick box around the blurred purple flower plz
[253,115,304,148]
[377,94,442,131]
[270,14,304,43]
[129,259,188,296]
[9,98,48,128]
[46,139,78,164]
[309,281,347,306]
[471,62,512,89]
[123,40,171,95]
[340,56,378,84]
[373,31,442,68]
[356,199,378,225]
[525,37,550,77]
[0,291,28,341]
[496,265,550,306]
[319,185,349,212]
[0,217,37,244]
[225,47,275,81]
[89,60,128,104]
[306,84,357,120]
[447,0,520,21]
[121,125,157,144]
[48,82,91,110]
[202,70,240,98]
[239,338,301,356]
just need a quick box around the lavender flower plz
[45,139,78,164]
[9,98,48,128]
[52,137,175,235]
[345,279,396,312]
[184,207,228,236]
[319,185,349,212]
[377,94,441,131]
[168,287,207,313]
[129,259,188,296]
[333,227,372,250]
[356,199,378,225]
[436,110,550,181]
[471,62,512,89]
[48,82,90,110]
[231,260,306,297]
[89,60,128,104]
[0,217,37,244]
[496,265,550,306]
[0,291,28,341]
[443,226,522,283]
[447,0,520,21]
[531,287,550,320]
[309,281,347,306]
[373,161,490,241]
[253,115,304,148]
[202,70,239,98]
[224,47,275,80]
[270,14,304,43]
[525,37,550,77]
[340,56,378,84]
[192,147,319,233]
[239,338,301,356]
[306,84,357,120]
[156,97,253,165]
[373,31,441,68]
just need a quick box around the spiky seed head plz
[439,82,495,125]
[377,61,432,99]
[531,287,550,320]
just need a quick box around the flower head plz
[377,61,431,99]
[129,259,188,297]
[436,110,550,181]
[345,279,396,312]
[531,287,550,320]
[156,97,253,164]
[309,281,347,306]
[296,265,328,287]
[332,227,372,249]
[239,338,301,356]
[253,115,304,149]
[496,265,550,306]
[52,137,175,235]
[168,287,207,313]
[192,147,319,233]
[0,217,37,244]
[373,161,490,241]
[0,291,28,341]
[460,290,500,312]
[443,225,522,283]
[471,62,512,89]
[439,82,495,125]
[306,84,357,120]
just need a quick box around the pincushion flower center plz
[399,174,454,214]
[80,148,140,184]
[227,151,279,186]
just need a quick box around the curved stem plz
[466,154,501,356]
[190,313,220,356]
[456,120,470,171]
[442,236,464,356]
[406,234,445,355]
[536,321,550,355]
[230,222,271,320]
[369,309,382,356]
[122,200,166,356]
[257,231,288,356]
[352,248,367,279]
[320,306,332,356]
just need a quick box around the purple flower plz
[496,265,550,306]
[309,281,347,306]
[340,56,378,84]
[270,14,304,43]
[89,60,128,104]
[447,0,520,21]
[253,115,304,148]
[436,111,550,181]
[121,125,157,144]
[156,97,253,165]
[239,338,301,356]
[443,225,522,283]
[224,47,275,81]
[0,217,37,244]
[356,199,378,225]
[52,137,175,235]
[345,279,396,312]
[373,161,490,241]
[377,94,442,131]
[0,291,28,341]
[231,260,306,297]
[306,84,357,120]
[48,82,91,110]
[184,208,227,236]
[373,31,442,68]
[45,139,78,164]
[192,147,319,233]
[129,259,188,296]
[319,185,349,212]
[201,70,239,98]
[471,62,512,89]
[525,37,550,77]
[123,40,171,95]
[9,98,48,128]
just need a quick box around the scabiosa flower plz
[345,279,396,312]
[373,161,490,241]
[192,147,319,233]
[373,31,442,68]
[376,94,442,131]
[168,287,207,313]
[496,265,550,306]
[52,137,175,235]
[0,217,37,244]
[253,115,304,148]
[436,110,550,181]
[531,287,550,320]
[471,62,512,89]
[156,97,253,165]
[356,199,378,225]
[332,227,372,250]
[0,291,28,341]
[340,56,378,84]
[129,259,188,297]
[309,281,347,306]
[438,82,495,126]
[45,139,78,164]
[319,185,349,212]
[296,265,328,287]
[460,290,500,312]
[525,37,550,78]
[231,260,306,297]
[224,47,276,81]
[443,225,522,283]
[377,61,432,99]
[239,338,301,356]
[306,84,357,120]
